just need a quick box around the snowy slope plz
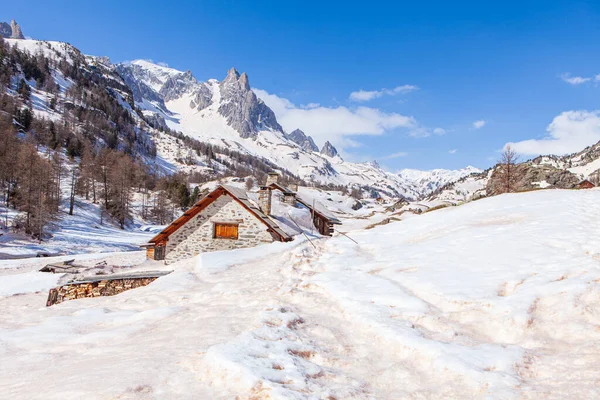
[1,189,599,398]
[398,165,482,195]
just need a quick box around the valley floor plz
[0,189,599,399]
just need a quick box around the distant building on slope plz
[576,180,595,189]
[142,173,341,263]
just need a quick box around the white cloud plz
[449,149,457,154]
[349,85,419,102]
[349,90,383,102]
[302,102,321,109]
[254,88,419,150]
[560,73,592,85]
[473,120,486,129]
[507,110,600,155]
[381,151,408,160]
[433,128,447,135]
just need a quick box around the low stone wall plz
[46,276,158,306]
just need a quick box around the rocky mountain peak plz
[218,68,282,139]
[224,67,241,83]
[239,72,250,91]
[365,160,381,169]
[320,141,339,158]
[287,129,319,152]
[0,19,25,39]
[10,20,23,39]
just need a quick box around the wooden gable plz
[148,186,292,245]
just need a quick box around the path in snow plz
[1,189,599,399]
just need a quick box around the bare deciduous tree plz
[498,145,520,193]
[245,177,255,191]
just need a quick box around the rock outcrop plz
[10,20,23,39]
[287,129,319,152]
[116,64,166,105]
[160,70,197,102]
[320,141,339,158]
[486,163,579,195]
[218,67,282,139]
[190,82,213,111]
[0,20,25,39]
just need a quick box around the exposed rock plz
[160,70,197,102]
[0,23,9,38]
[320,141,339,158]
[145,113,168,130]
[218,67,282,139]
[116,63,168,106]
[10,20,24,39]
[0,20,25,39]
[385,197,410,212]
[486,162,579,195]
[287,129,319,152]
[350,199,363,210]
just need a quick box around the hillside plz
[1,189,598,398]
[428,141,600,204]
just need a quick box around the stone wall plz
[164,194,274,264]
[46,277,158,306]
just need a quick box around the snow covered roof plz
[268,183,342,225]
[148,185,293,245]
[220,185,292,241]
[66,270,173,285]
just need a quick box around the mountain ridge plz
[4,36,481,200]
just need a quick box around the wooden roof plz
[577,180,595,188]
[148,185,292,244]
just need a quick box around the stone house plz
[143,175,341,263]
[143,185,292,263]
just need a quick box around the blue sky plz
[5,1,600,170]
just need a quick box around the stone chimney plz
[288,183,298,192]
[258,187,272,215]
[283,192,296,205]
[266,172,280,186]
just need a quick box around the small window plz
[214,223,239,240]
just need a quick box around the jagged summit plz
[287,129,319,152]
[0,19,24,39]
[225,67,240,80]
[365,160,381,169]
[320,141,339,158]
[218,67,282,138]
[239,72,250,91]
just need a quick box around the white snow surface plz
[1,189,599,398]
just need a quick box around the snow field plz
[0,189,599,398]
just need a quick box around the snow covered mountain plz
[5,35,478,200]
[115,59,476,199]
[398,166,482,196]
